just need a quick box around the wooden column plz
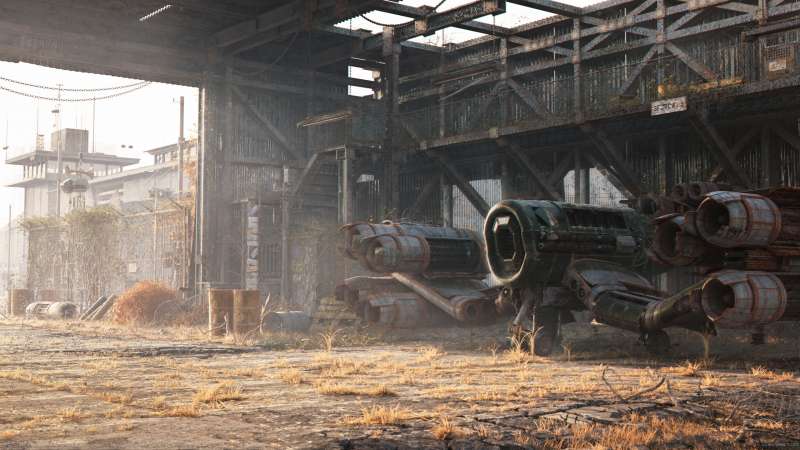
[572,18,582,123]
[382,28,401,219]
[441,173,453,227]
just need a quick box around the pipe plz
[390,272,489,323]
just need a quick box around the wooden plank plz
[580,123,643,198]
[507,78,550,118]
[231,85,304,161]
[405,176,441,218]
[434,153,490,216]
[618,45,658,95]
[497,139,560,200]
[508,0,582,17]
[708,126,758,181]
[665,42,718,81]
[688,112,753,187]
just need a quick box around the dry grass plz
[320,329,341,353]
[56,407,83,423]
[192,381,243,405]
[112,281,178,325]
[673,360,706,377]
[315,382,396,397]
[151,396,167,410]
[416,346,445,363]
[343,405,413,426]
[221,367,265,378]
[279,369,305,385]
[97,391,134,405]
[160,404,201,418]
[431,416,463,440]
[319,358,370,378]
[271,358,291,368]
[505,334,532,364]
[750,366,795,381]
[0,430,20,440]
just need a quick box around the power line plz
[0,76,148,92]
[0,82,152,102]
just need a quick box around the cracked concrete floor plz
[0,320,798,449]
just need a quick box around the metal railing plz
[394,40,787,148]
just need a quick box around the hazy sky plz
[0,64,198,225]
[0,0,597,226]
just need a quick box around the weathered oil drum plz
[696,192,781,248]
[233,289,261,336]
[262,311,311,332]
[25,302,78,320]
[47,302,78,319]
[208,289,234,336]
[701,271,787,328]
[9,289,33,317]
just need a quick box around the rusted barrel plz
[9,289,33,317]
[701,271,787,328]
[233,289,261,336]
[696,192,781,248]
[208,289,234,336]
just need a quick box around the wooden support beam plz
[665,42,718,81]
[548,152,574,188]
[213,1,302,48]
[667,10,702,32]
[434,153,490,216]
[770,122,800,150]
[292,152,327,197]
[469,82,504,129]
[496,138,560,200]
[231,85,305,161]
[508,0,582,17]
[580,123,642,198]
[395,116,422,144]
[582,151,634,202]
[405,176,441,218]
[708,127,758,181]
[688,111,753,187]
[371,0,514,36]
[507,78,550,118]
[618,45,658,95]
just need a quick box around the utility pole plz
[178,96,185,197]
[54,84,63,217]
[7,205,12,292]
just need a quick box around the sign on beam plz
[651,96,687,116]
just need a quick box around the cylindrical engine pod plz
[650,213,711,266]
[344,222,485,275]
[688,182,727,203]
[696,192,781,248]
[701,271,787,328]
[362,234,484,274]
[363,235,428,273]
[484,200,647,287]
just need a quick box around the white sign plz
[768,58,788,72]
[651,96,687,116]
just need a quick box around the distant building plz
[88,139,197,209]
[6,128,139,218]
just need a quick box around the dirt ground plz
[0,319,798,450]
